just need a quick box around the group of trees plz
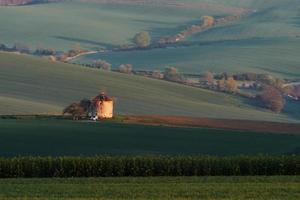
[217,77,238,93]
[204,72,238,93]
[63,98,92,120]
[92,60,112,71]
[0,42,59,57]
[35,47,56,56]
[164,66,185,82]
[0,42,31,53]
[261,85,285,113]
[202,71,291,113]
[91,59,134,74]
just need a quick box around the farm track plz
[122,115,300,134]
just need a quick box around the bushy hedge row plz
[0,155,299,178]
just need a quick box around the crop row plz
[0,155,299,177]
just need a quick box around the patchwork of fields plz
[1,0,299,77]
[0,1,299,198]
[73,0,300,78]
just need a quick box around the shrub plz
[201,16,215,27]
[134,31,151,47]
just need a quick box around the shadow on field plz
[54,36,116,49]
[257,66,300,77]
[283,100,300,121]
[133,19,179,26]
[291,16,300,28]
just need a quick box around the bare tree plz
[217,78,226,91]
[226,77,238,93]
[261,85,285,113]
[119,64,133,74]
[204,71,214,85]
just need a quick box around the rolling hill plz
[74,0,300,78]
[0,1,229,51]
[1,0,299,78]
[0,52,299,123]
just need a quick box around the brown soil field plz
[122,115,300,135]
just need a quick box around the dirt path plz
[122,115,300,135]
[65,51,98,62]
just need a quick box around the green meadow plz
[0,176,299,200]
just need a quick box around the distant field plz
[0,119,299,156]
[0,176,299,200]
[75,38,300,78]
[2,52,299,122]
[72,0,300,78]
[0,1,228,51]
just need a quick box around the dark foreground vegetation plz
[0,155,299,178]
[1,176,299,200]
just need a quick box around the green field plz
[0,119,299,156]
[0,176,299,200]
[0,1,229,51]
[2,52,299,122]
[75,37,300,78]
[72,0,300,78]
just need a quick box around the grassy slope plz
[0,119,299,156]
[0,177,299,200]
[0,52,298,122]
